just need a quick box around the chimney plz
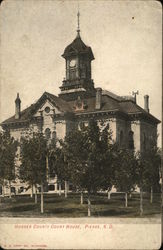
[15,93,21,119]
[95,88,102,110]
[144,95,149,113]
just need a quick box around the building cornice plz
[1,120,30,129]
[129,112,160,125]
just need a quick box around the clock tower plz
[59,12,96,101]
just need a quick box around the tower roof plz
[62,35,94,60]
[62,10,94,60]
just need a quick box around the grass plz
[0,192,161,218]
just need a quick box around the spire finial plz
[77,4,80,37]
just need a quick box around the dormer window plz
[74,96,87,111]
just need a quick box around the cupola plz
[59,11,96,101]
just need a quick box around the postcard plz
[0,0,162,249]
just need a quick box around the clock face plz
[70,59,76,67]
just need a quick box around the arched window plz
[45,128,51,140]
[51,131,57,145]
[52,131,56,140]
[119,130,123,147]
[128,131,134,149]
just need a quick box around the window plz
[69,184,73,191]
[81,68,86,78]
[61,182,65,190]
[19,186,24,193]
[119,130,123,147]
[52,131,56,140]
[79,122,85,130]
[70,69,76,80]
[128,131,134,149]
[11,187,16,194]
[48,185,55,191]
[19,136,24,155]
[142,133,146,151]
[45,128,51,140]
[51,131,56,146]
[45,106,50,113]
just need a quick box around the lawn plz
[0,192,161,218]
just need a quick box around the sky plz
[0,0,162,146]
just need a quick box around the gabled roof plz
[1,90,160,126]
[62,35,94,60]
[42,92,72,112]
[1,92,72,125]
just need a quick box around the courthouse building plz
[0,15,160,194]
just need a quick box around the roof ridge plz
[102,89,122,101]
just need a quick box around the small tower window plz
[70,69,76,80]
[45,128,51,140]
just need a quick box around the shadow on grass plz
[45,197,83,206]
[5,204,38,213]
[94,208,134,217]
[2,197,35,204]
[92,199,124,205]
[45,198,67,204]
[0,193,161,218]
[45,207,87,217]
